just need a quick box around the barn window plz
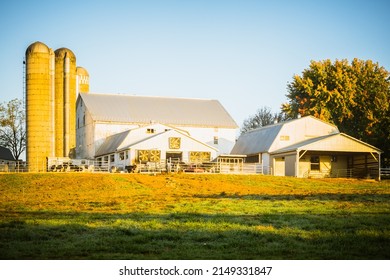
[169,137,181,149]
[280,135,290,141]
[310,156,320,171]
[137,150,161,163]
[189,151,211,163]
[119,152,125,161]
[214,136,219,144]
[110,154,115,162]
[146,128,155,134]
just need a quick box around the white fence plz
[0,159,271,175]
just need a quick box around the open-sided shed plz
[271,133,382,179]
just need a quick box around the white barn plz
[76,93,238,161]
[94,123,218,171]
[231,116,382,179]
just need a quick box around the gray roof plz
[231,116,340,155]
[0,146,15,161]
[271,133,382,154]
[79,93,238,128]
[95,130,131,157]
[231,122,284,155]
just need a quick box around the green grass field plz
[0,173,389,259]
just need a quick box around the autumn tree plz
[0,99,26,160]
[282,58,390,165]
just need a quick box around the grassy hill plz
[0,173,389,259]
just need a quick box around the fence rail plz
[381,168,390,179]
[2,159,387,179]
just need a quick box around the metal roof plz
[231,116,340,155]
[0,146,15,161]
[95,130,131,157]
[230,122,284,155]
[271,133,382,154]
[79,93,238,128]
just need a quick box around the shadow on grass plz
[193,193,390,202]
[0,211,389,260]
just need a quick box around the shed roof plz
[78,93,238,128]
[271,133,382,154]
[0,146,15,161]
[230,122,283,155]
[95,130,131,157]
[231,116,339,155]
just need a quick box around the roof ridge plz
[82,92,218,102]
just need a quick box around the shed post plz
[295,149,299,177]
[378,153,381,181]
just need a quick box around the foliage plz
[0,99,26,160]
[241,106,289,134]
[1,173,389,259]
[282,59,390,164]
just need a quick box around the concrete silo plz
[55,48,77,158]
[76,66,89,94]
[25,41,55,171]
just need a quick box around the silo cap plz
[76,66,89,76]
[55,48,76,59]
[26,41,50,55]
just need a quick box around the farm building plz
[231,116,382,179]
[76,93,238,164]
[0,146,16,172]
[94,123,218,172]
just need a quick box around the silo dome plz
[76,66,90,93]
[26,41,50,55]
[76,66,89,76]
[54,47,76,61]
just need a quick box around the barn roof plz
[78,93,238,128]
[230,122,283,155]
[0,146,15,161]
[231,116,339,155]
[271,133,382,154]
[95,130,131,157]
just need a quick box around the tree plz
[0,99,26,161]
[282,58,390,165]
[241,106,289,134]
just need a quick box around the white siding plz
[269,117,338,152]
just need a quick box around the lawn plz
[0,173,389,259]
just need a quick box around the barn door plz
[274,157,285,176]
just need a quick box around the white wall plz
[176,126,237,155]
[269,117,339,153]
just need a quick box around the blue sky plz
[1,0,389,128]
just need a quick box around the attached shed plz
[271,133,382,179]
